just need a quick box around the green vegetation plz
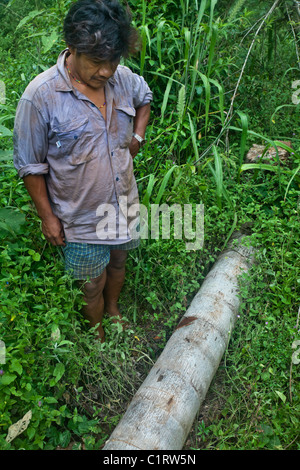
[0,0,299,450]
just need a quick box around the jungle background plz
[0,0,299,450]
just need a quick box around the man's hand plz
[130,102,151,158]
[41,213,66,246]
[23,174,66,246]
[129,136,141,158]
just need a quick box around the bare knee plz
[108,250,127,270]
[80,271,107,301]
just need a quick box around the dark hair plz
[63,0,140,61]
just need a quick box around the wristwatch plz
[132,133,146,148]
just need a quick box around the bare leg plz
[78,250,127,340]
[103,249,127,322]
[79,270,107,342]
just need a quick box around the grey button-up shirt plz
[13,49,153,244]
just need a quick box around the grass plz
[185,181,300,450]
[0,146,299,450]
[0,0,299,451]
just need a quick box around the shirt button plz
[116,177,119,181]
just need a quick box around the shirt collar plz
[107,74,116,86]
[55,49,73,92]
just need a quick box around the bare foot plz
[95,324,105,343]
[105,304,126,330]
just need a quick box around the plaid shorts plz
[62,238,140,280]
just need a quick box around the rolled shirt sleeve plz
[131,71,153,109]
[13,98,49,178]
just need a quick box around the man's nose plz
[97,64,114,79]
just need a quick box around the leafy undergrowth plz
[0,154,299,450]
[182,179,300,450]
[0,0,300,451]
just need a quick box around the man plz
[13,0,152,342]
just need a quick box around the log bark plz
[246,141,292,165]
[103,232,256,450]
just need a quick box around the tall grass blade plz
[270,104,295,126]
[189,0,208,105]
[189,39,202,105]
[183,27,191,63]
[239,162,284,172]
[237,110,248,169]
[207,24,217,77]
[141,0,146,26]
[179,0,186,30]
[221,212,238,252]
[208,145,223,209]
[141,173,156,209]
[208,0,218,40]
[188,112,200,163]
[209,78,225,125]
[160,73,175,124]
[273,140,294,154]
[193,0,207,50]
[154,165,178,206]
[284,165,300,201]
[196,71,211,135]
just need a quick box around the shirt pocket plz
[52,117,94,166]
[115,105,136,148]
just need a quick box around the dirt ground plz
[183,367,227,450]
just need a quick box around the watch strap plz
[133,133,146,146]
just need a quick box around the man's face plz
[69,49,119,89]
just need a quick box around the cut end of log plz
[246,141,292,165]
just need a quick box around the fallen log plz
[245,141,292,165]
[103,232,256,450]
